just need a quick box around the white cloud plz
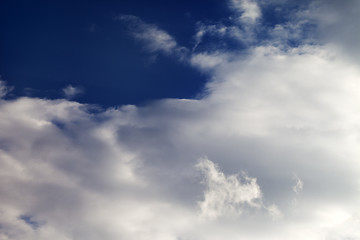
[196,157,263,219]
[190,52,229,70]
[230,0,261,23]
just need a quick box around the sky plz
[1,0,360,239]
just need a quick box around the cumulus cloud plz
[196,158,263,219]
[2,0,360,239]
[0,98,151,240]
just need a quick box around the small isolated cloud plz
[118,15,188,60]
[62,85,83,99]
[292,174,303,194]
[0,79,13,99]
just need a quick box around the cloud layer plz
[2,0,360,239]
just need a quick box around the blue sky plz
[1,0,360,239]
[0,0,226,106]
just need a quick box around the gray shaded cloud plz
[310,0,360,64]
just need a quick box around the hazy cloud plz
[292,174,303,194]
[62,85,83,99]
[230,0,261,23]
[0,79,13,99]
[118,15,189,60]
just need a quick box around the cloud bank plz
[2,0,360,240]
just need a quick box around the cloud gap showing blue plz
[19,215,41,230]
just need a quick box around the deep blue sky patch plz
[0,0,227,107]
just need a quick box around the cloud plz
[62,85,83,99]
[2,0,360,240]
[196,157,263,219]
[0,79,13,99]
[192,22,256,51]
[190,52,229,70]
[118,15,188,60]
[230,0,261,23]
[191,0,318,56]
[0,98,146,240]
[307,0,360,64]
[2,43,360,239]
[292,174,303,194]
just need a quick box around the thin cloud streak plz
[117,14,189,60]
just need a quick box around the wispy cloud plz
[118,15,189,60]
[0,79,13,98]
[230,0,261,23]
[292,174,303,194]
[62,85,83,99]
